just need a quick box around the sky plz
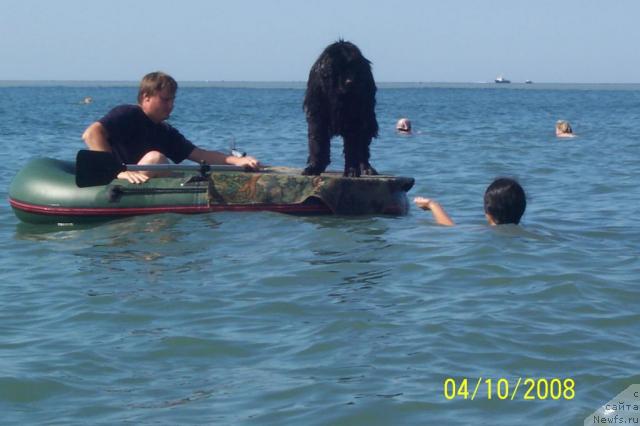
[1,0,639,83]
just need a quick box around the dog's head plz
[317,40,373,97]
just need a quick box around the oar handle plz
[75,149,251,188]
[124,164,246,173]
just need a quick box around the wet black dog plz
[302,40,379,177]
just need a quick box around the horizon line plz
[1,79,640,85]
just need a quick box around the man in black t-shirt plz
[82,72,260,184]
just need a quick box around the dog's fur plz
[302,40,379,177]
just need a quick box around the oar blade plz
[75,150,124,187]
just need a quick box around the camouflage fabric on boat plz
[207,166,415,215]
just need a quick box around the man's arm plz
[414,197,455,226]
[82,122,112,152]
[188,147,260,170]
[81,121,150,184]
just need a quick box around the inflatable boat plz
[9,153,415,225]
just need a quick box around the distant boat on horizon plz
[495,75,511,84]
[525,79,533,84]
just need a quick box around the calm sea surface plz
[1,82,639,425]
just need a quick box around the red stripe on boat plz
[9,198,332,216]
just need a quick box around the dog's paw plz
[343,166,361,177]
[302,164,324,176]
[360,163,378,176]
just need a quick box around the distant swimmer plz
[556,120,576,138]
[82,96,93,104]
[396,118,412,134]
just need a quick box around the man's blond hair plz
[137,72,177,104]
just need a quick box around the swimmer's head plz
[483,178,526,225]
[556,120,573,135]
[396,118,411,133]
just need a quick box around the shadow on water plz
[14,213,223,242]
[14,221,105,241]
[296,214,395,236]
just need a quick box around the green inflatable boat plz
[9,153,415,225]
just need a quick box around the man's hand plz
[117,171,150,184]
[414,196,435,210]
[230,155,261,170]
[413,196,455,226]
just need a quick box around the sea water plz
[1,82,639,425]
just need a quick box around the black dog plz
[302,40,379,177]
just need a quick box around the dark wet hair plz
[137,71,177,104]
[483,178,526,224]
